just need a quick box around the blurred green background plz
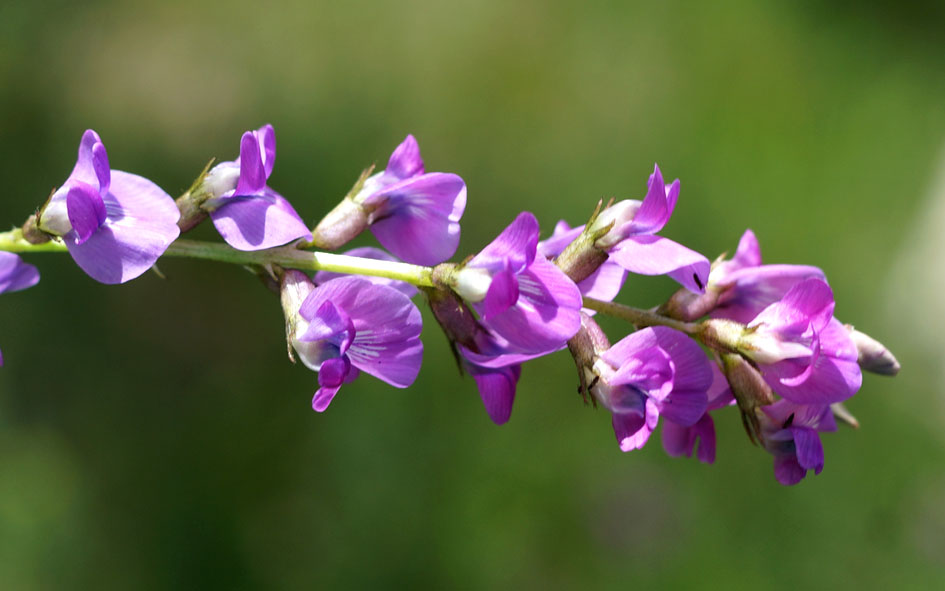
[2,0,944,589]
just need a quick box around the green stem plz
[0,229,435,287]
[581,296,700,335]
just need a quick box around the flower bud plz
[279,269,316,366]
[567,312,611,403]
[589,200,640,250]
[424,285,480,352]
[310,198,369,250]
[846,325,900,376]
[721,352,776,443]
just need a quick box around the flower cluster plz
[2,126,899,486]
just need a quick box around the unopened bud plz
[660,286,720,321]
[310,198,369,250]
[424,285,480,352]
[830,402,860,429]
[721,352,776,443]
[567,312,611,403]
[589,200,640,250]
[846,325,900,376]
[279,270,316,365]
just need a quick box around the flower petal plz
[65,171,180,284]
[386,134,424,180]
[467,363,521,425]
[367,172,467,265]
[209,188,312,251]
[0,253,40,294]
[477,256,581,353]
[608,234,710,294]
[626,164,677,235]
[467,211,539,272]
[791,427,824,473]
[234,129,266,195]
[66,183,107,244]
[773,454,807,485]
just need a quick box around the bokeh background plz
[2,0,944,589]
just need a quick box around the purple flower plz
[456,327,554,425]
[760,400,837,485]
[314,246,418,298]
[739,278,861,405]
[281,272,423,412]
[0,253,40,366]
[452,212,582,354]
[591,165,710,293]
[37,130,180,284]
[354,135,467,266]
[591,326,713,452]
[537,220,627,306]
[660,363,734,464]
[709,229,827,324]
[203,124,312,251]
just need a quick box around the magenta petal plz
[347,337,423,388]
[482,266,519,319]
[314,247,418,298]
[578,261,627,304]
[609,344,674,397]
[791,427,824,473]
[468,211,539,271]
[627,164,676,235]
[618,399,659,451]
[234,130,266,195]
[650,326,713,393]
[608,235,710,294]
[733,229,761,268]
[258,124,276,179]
[478,256,581,353]
[66,183,107,244]
[773,454,807,485]
[536,220,582,258]
[386,134,424,179]
[91,142,111,194]
[714,264,827,324]
[469,364,521,425]
[0,253,40,294]
[319,356,351,388]
[300,300,356,355]
[766,354,861,405]
[312,383,343,412]
[819,318,859,362]
[209,189,312,251]
[301,277,423,388]
[661,413,716,463]
[65,171,180,284]
[612,411,646,450]
[655,388,708,427]
[70,129,105,187]
[368,172,466,265]
[772,279,835,333]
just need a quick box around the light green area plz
[1,0,944,589]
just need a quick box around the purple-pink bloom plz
[314,246,417,298]
[203,124,312,251]
[741,278,861,405]
[760,400,837,485]
[453,212,582,354]
[592,165,710,293]
[284,273,423,412]
[38,129,180,284]
[591,326,713,452]
[537,220,627,306]
[660,363,734,464]
[353,135,467,266]
[709,229,827,324]
[0,253,40,366]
